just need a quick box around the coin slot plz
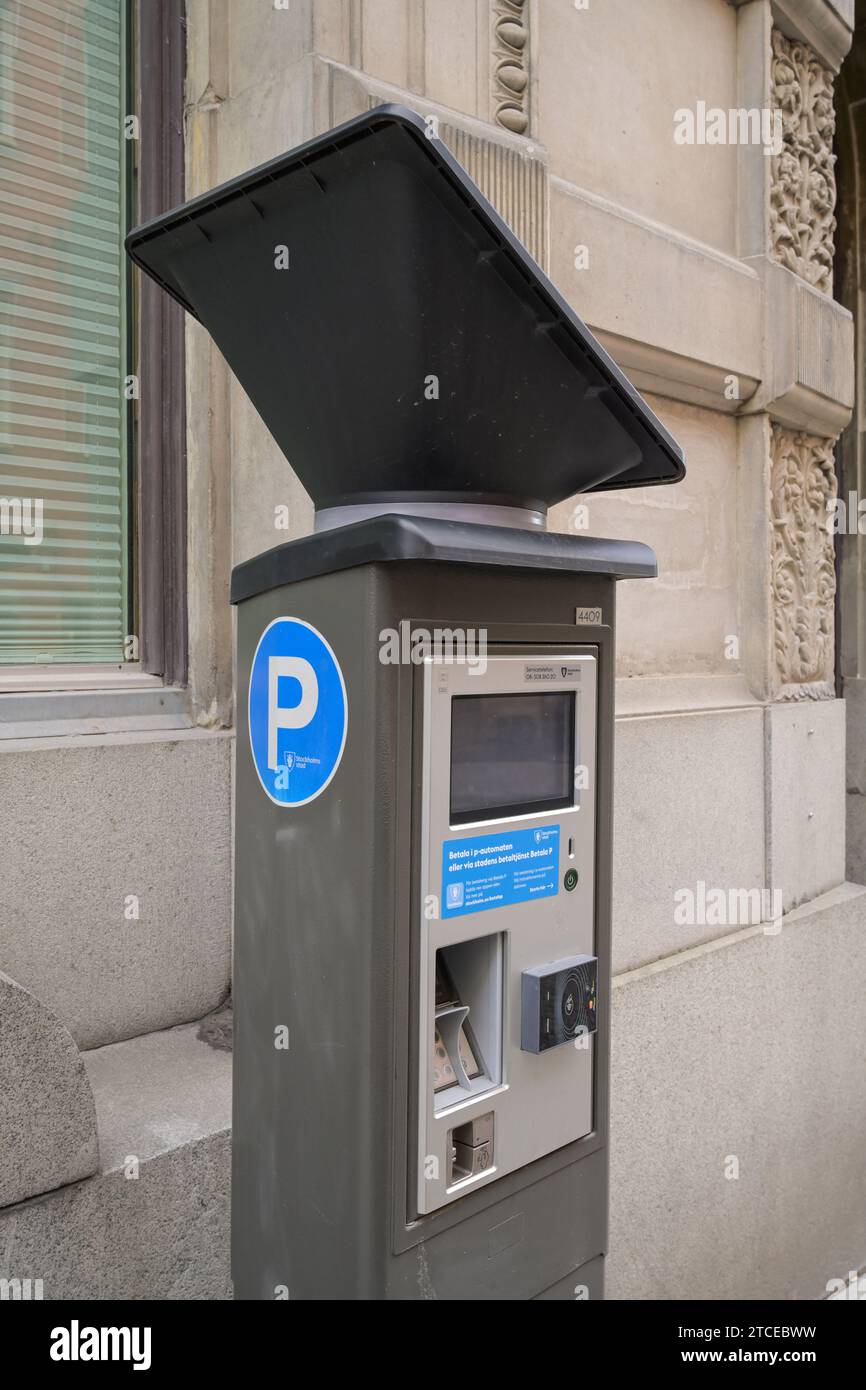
[447,1112,495,1184]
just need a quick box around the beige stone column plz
[732,3,853,908]
[185,0,234,728]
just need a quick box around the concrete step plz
[0,1009,232,1301]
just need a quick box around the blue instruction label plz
[441,825,560,919]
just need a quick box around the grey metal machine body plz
[231,516,655,1300]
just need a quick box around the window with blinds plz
[0,0,131,665]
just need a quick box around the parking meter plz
[127,106,685,1300]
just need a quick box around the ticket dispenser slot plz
[433,937,503,1106]
[417,650,599,1216]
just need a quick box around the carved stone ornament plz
[492,0,529,135]
[770,27,837,295]
[770,426,837,699]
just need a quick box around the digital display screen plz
[450,692,575,826]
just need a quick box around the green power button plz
[564,868,579,892]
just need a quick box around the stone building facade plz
[1,0,864,1300]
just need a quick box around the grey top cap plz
[229,514,657,604]
[127,106,686,512]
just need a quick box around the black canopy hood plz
[126,105,685,515]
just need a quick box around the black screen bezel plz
[448,690,577,827]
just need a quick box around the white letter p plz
[268,657,318,770]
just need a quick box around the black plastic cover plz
[229,514,657,605]
[127,106,685,512]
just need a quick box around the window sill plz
[0,664,165,694]
[0,679,192,741]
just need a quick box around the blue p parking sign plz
[248,617,348,807]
